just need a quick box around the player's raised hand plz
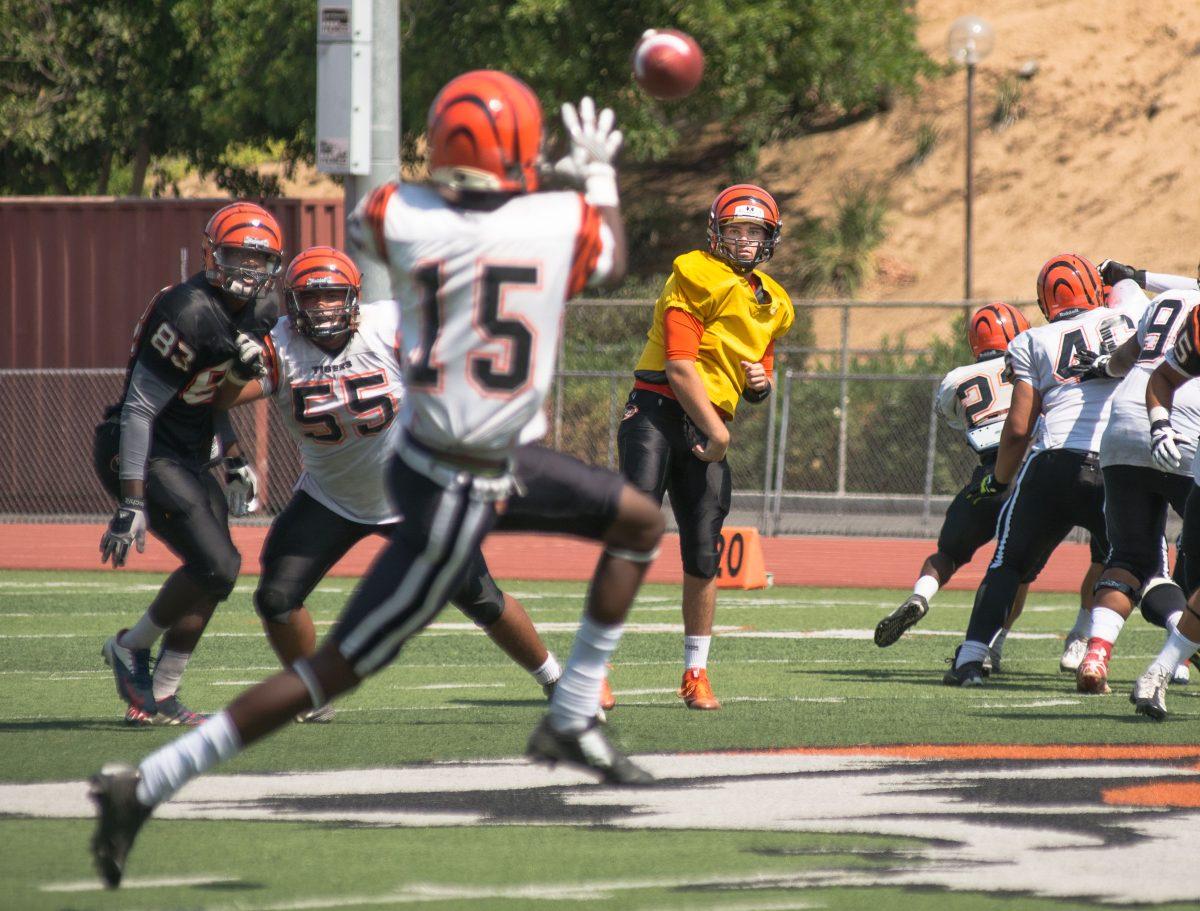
[740,360,769,393]
[100,497,147,568]
[554,97,622,207]
[1098,259,1144,289]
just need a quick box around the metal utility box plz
[316,0,372,175]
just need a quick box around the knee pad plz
[452,575,506,627]
[1094,575,1140,605]
[1140,577,1187,629]
[254,585,297,623]
[191,551,241,601]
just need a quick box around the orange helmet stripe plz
[1036,253,1104,320]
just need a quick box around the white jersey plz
[261,302,403,525]
[1006,292,1148,453]
[1102,285,1200,474]
[936,355,1012,456]
[349,182,611,458]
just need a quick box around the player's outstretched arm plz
[558,97,626,287]
[992,380,1041,485]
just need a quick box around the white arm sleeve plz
[1146,271,1200,294]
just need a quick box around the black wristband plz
[1151,419,1172,434]
[743,383,771,404]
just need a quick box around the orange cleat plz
[1077,644,1112,695]
[599,676,616,712]
[679,668,721,710]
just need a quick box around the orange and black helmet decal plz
[709,184,781,232]
[427,70,543,193]
[203,202,283,257]
[968,301,1030,358]
[1036,253,1104,321]
[285,246,362,294]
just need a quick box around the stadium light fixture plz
[947,15,994,302]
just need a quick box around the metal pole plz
[921,380,940,525]
[346,0,399,303]
[760,364,779,532]
[835,304,850,496]
[771,369,793,534]
[964,61,975,303]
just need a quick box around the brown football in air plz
[632,29,704,101]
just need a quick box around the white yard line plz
[42,874,241,892]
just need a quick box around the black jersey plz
[110,272,279,464]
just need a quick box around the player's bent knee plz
[254,585,298,623]
[456,593,505,627]
[451,574,506,626]
[1140,577,1187,628]
[682,549,719,580]
[1094,573,1142,605]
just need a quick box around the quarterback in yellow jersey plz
[618,183,794,709]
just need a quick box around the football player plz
[944,253,1148,686]
[215,245,610,717]
[617,184,794,709]
[89,72,665,888]
[1068,261,1200,695]
[93,202,281,725]
[875,303,1031,658]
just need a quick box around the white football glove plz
[1151,417,1186,471]
[554,97,623,207]
[230,332,267,385]
[224,456,260,517]
[100,497,148,568]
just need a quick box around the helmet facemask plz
[287,283,360,344]
[709,218,779,274]
[208,241,283,300]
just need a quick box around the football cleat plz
[678,668,721,710]
[1059,634,1088,673]
[943,646,985,687]
[123,706,153,727]
[1130,665,1171,720]
[149,694,205,726]
[599,676,616,712]
[89,763,153,888]
[1172,661,1190,686]
[526,716,653,786]
[873,594,929,647]
[295,704,336,724]
[101,631,156,714]
[1076,648,1112,695]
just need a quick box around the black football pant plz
[93,418,240,599]
[1101,464,1190,586]
[257,489,506,627]
[617,388,731,579]
[965,449,1109,646]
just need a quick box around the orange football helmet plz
[968,302,1030,359]
[203,202,284,300]
[284,246,362,342]
[427,70,543,193]
[707,184,782,272]
[1036,253,1104,322]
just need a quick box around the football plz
[632,29,704,101]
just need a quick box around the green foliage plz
[990,72,1024,132]
[792,184,889,296]
[0,0,314,196]
[904,121,940,169]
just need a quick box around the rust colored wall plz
[0,198,344,368]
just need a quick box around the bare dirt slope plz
[759,0,1200,348]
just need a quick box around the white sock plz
[683,635,711,670]
[532,653,562,686]
[120,613,168,651]
[1090,607,1126,645]
[1153,627,1200,674]
[1068,608,1091,639]
[956,640,990,667]
[548,615,623,734]
[152,649,191,701]
[1166,610,1184,633]
[136,710,241,806]
[989,628,1008,654]
[913,575,940,602]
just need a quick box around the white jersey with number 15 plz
[349,181,613,458]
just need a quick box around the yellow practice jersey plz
[633,250,794,418]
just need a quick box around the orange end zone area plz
[0,523,1097,591]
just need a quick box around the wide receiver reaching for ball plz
[89,71,664,888]
[617,183,794,709]
[214,245,611,718]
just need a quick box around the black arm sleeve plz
[118,363,182,480]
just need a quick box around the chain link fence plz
[3,299,1041,537]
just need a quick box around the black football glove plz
[1098,259,1146,289]
[100,496,148,567]
[1062,348,1112,381]
[964,473,1009,506]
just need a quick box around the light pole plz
[947,15,994,302]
